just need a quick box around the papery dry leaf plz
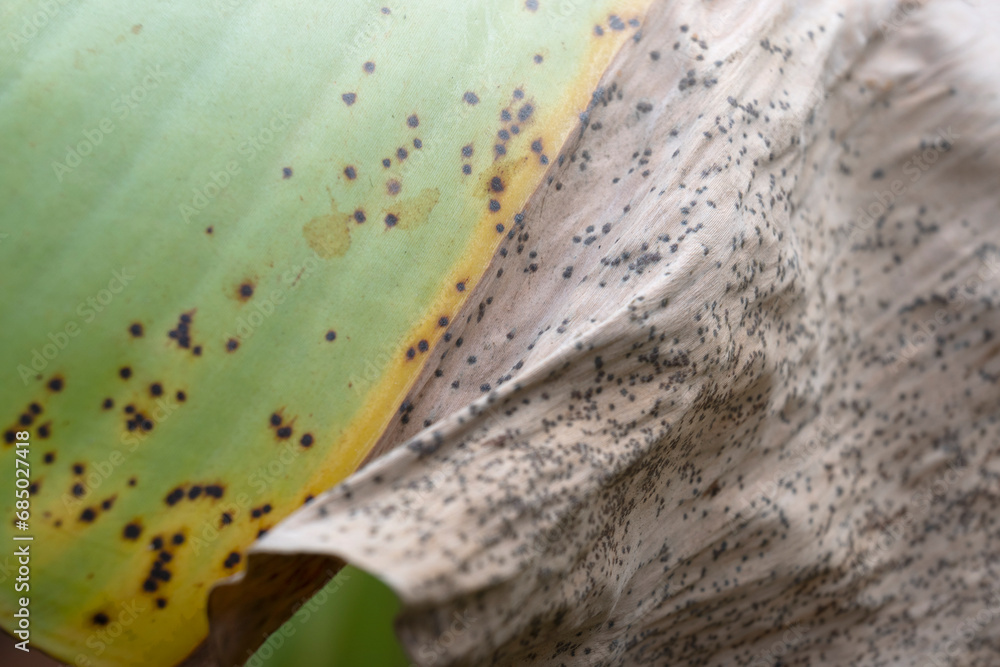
[205,0,1000,665]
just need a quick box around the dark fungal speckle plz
[438,316,449,327]
[413,138,422,149]
[282,167,293,179]
[270,413,282,426]
[165,488,184,506]
[385,213,399,227]
[462,144,473,158]
[534,54,543,63]
[342,92,357,106]
[491,176,505,192]
[344,165,357,180]
[462,164,472,175]
[171,533,184,545]
[325,330,337,341]
[406,347,416,359]
[363,61,375,73]
[48,377,64,392]
[277,426,292,439]
[224,552,241,568]
[518,104,534,122]
[300,433,314,447]
[239,283,254,299]
[93,613,109,626]
[397,147,408,161]
[456,281,466,292]
[354,209,367,223]
[205,485,224,498]
[150,383,162,397]
[463,91,480,105]
[123,523,142,540]
[525,0,538,9]
[226,338,239,352]
[489,199,501,212]
[79,508,96,522]
[129,323,143,337]
[407,114,419,128]
[387,179,401,195]
[418,340,429,352]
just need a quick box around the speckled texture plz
[208,1,1000,665]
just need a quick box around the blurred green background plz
[248,566,410,667]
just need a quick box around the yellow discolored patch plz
[303,212,351,258]
[384,187,441,231]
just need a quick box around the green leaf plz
[0,1,651,664]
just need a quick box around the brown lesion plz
[236,281,256,302]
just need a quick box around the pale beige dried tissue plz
[201,1,1000,664]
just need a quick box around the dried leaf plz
[208,0,1000,665]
